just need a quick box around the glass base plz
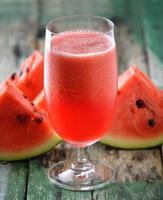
[48,160,115,191]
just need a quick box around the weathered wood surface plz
[27,143,163,200]
[0,19,38,82]
[0,0,163,199]
[27,155,163,200]
[141,0,163,88]
[0,161,28,200]
[27,157,92,200]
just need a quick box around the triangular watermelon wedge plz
[0,82,60,160]
[101,66,163,148]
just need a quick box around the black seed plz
[136,99,145,108]
[148,119,155,127]
[117,91,120,95]
[16,113,30,123]
[34,116,43,123]
[19,70,23,77]
[26,67,30,73]
[31,102,35,106]
[23,95,28,99]
[10,72,17,80]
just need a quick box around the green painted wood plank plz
[0,0,126,24]
[0,17,38,83]
[38,0,116,25]
[93,181,163,200]
[140,0,163,88]
[0,161,28,200]
[27,158,62,200]
[124,0,163,88]
[61,190,92,200]
[124,0,144,43]
[111,0,126,18]
[115,23,148,75]
[0,0,38,23]
[27,143,162,199]
[27,157,92,200]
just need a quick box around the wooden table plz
[0,0,163,199]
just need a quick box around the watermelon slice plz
[15,50,44,100]
[0,82,60,160]
[101,66,163,148]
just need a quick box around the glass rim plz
[46,14,114,35]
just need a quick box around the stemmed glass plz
[44,15,117,191]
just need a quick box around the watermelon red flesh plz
[15,50,44,100]
[0,82,60,160]
[101,66,163,148]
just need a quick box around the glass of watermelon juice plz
[44,15,117,191]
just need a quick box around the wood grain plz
[39,0,116,25]
[26,143,92,200]
[0,163,11,200]
[116,24,148,75]
[93,182,163,200]
[0,21,38,83]
[29,140,162,199]
[140,0,163,88]
[27,158,62,200]
[0,161,28,200]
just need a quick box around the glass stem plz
[71,147,93,172]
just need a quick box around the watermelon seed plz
[34,116,43,123]
[16,113,30,123]
[19,70,23,77]
[136,99,145,108]
[23,95,28,99]
[26,67,30,73]
[148,119,155,127]
[31,102,35,106]
[10,72,17,80]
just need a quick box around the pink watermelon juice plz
[44,30,117,146]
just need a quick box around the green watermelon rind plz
[0,133,61,161]
[100,133,163,149]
